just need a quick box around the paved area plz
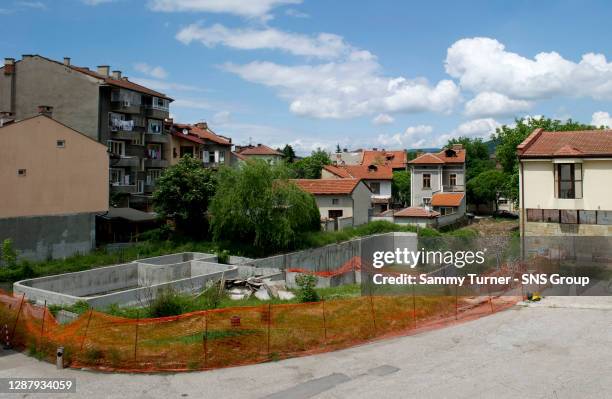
[0,297,611,398]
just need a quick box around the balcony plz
[145,133,169,143]
[442,185,465,192]
[110,130,140,141]
[110,101,142,114]
[145,158,168,168]
[110,184,137,194]
[145,106,169,120]
[111,156,140,168]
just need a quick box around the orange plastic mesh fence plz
[0,287,520,372]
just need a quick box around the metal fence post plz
[79,310,93,351]
[203,312,208,369]
[134,312,139,361]
[321,300,328,343]
[266,304,272,358]
[455,285,458,320]
[10,293,26,344]
[39,301,47,352]
[368,295,377,336]
[412,284,417,329]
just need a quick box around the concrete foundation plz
[14,252,239,308]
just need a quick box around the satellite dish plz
[182,129,188,135]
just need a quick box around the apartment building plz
[406,144,467,226]
[0,114,108,260]
[166,121,232,169]
[322,163,393,213]
[0,55,173,206]
[517,128,612,237]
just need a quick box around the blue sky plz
[3,0,612,154]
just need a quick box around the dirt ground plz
[470,217,519,236]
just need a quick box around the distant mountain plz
[484,139,499,155]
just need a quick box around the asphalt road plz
[0,297,611,399]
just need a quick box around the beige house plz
[165,121,232,168]
[0,114,108,260]
[292,178,372,229]
[235,144,283,164]
[518,128,612,237]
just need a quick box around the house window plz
[147,169,162,185]
[449,174,456,186]
[17,169,26,177]
[440,207,455,216]
[151,97,169,111]
[132,133,145,146]
[543,209,559,223]
[423,174,431,189]
[526,209,543,222]
[328,210,343,219]
[219,150,225,163]
[180,146,194,158]
[556,163,582,199]
[423,197,431,207]
[56,140,65,148]
[597,211,612,225]
[147,144,162,160]
[370,182,381,194]
[109,168,123,185]
[107,140,125,156]
[579,210,597,224]
[560,210,578,224]
[332,198,339,205]
[147,119,163,134]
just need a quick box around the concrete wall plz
[0,115,109,218]
[0,55,102,140]
[314,194,354,219]
[353,182,373,225]
[0,213,97,261]
[338,216,354,230]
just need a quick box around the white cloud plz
[464,92,532,118]
[17,1,46,9]
[372,113,394,125]
[81,0,115,5]
[225,58,460,119]
[171,98,212,110]
[285,8,308,18]
[377,125,434,148]
[212,110,231,124]
[377,118,500,149]
[591,111,612,127]
[446,37,612,100]
[148,0,301,19]
[177,24,351,59]
[134,63,168,79]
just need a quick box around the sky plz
[3,0,612,154]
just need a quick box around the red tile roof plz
[361,150,407,169]
[409,148,466,164]
[292,179,362,195]
[238,144,283,156]
[171,130,204,145]
[71,66,172,100]
[323,164,393,180]
[394,207,440,218]
[431,192,465,207]
[232,151,246,161]
[169,123,230,145]
[517,129,612,158]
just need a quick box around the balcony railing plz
[145,158,168,168]
[442,185,465,192]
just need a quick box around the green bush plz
[216,249,230,264]
[295,274,319,303]
[149,289,190,317]
[1,239,17,268]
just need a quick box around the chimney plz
[257,143,262,147]
[195,122,208,130]
[112,70,122,79]
[37,105,53,118]
[452,143,463,150]
[63,57,71,66]
[4,58,15,75]
[373,147,378,151]
[97,65,110,77]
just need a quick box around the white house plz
[517,128,612,237]
[292,178,372,229]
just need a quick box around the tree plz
[392,170,411,206]
[291,148,332,179]
[281,144,297,163]
[209,159,320,254]
[153,155,216,238]
[493,117,597,202]
[466,170,508,211]
[446,136,494,181]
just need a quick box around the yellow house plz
[0,114,108,260]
